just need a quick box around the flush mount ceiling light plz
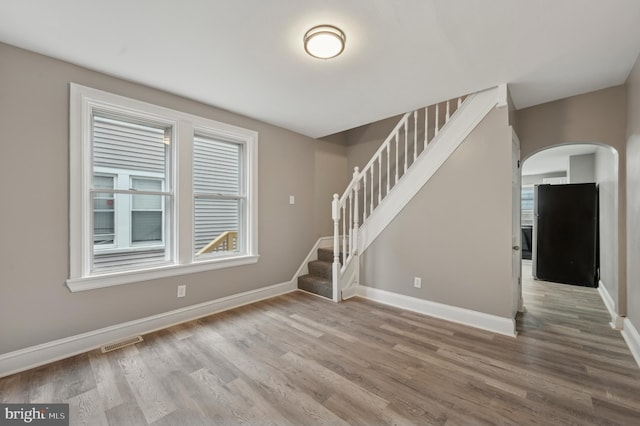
[304,25,346,59]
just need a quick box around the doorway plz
[518,143,619,316]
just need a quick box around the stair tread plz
[317,247,341,254]
[309,259,332,265]
[298,274,331,285]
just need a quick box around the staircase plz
[298,86,502,301]
[297,248,340,299]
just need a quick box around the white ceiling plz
[523,144,598,176]
[1,1,639,138]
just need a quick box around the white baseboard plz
[597,281,624,330]
[622,318,640,369]
[355,285,516,337]
[341,286,358,300]
[0,280,295,379]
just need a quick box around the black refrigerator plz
[533,183,599,287]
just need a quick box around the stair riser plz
[317,248,342,263]
[297,275,333,299]
[308,261,332,279]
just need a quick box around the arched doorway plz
[519,143,619,322]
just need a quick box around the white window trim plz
[68,83,259,292]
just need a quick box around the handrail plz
[338,169,359,205]
[196,231,238,256]
[331,94,469,301]
[359,111,413,177]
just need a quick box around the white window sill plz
[66,254,260,292]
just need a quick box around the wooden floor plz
[1,276,640,425]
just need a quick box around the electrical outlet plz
[177,285,186,298]
[289,195,295,205]
[414,277,422,288]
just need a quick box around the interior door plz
[512,130,523,315]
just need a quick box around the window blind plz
[193,136,241,253]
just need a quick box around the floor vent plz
[101,336,144,353]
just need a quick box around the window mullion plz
[176,120,194,265]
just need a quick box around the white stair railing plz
[331,95,468,301]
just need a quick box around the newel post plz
[352,167,360,254]
[352,168,360,287]
[332,193,341,302]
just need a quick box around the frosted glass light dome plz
[304,25,346,59]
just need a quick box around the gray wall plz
[516,86,627,159]
[314,135,349,236]
[626,53,640,331]
[0,42,338,354]
[343,103,453,174]
[360,108,514,318]
[516,86,627,316]
[344,114,402,174]
[595,147,618,301]
[569,153,595,183]
[521,171,567,186]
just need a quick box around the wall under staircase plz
[359,107,516,335]
[297,86,518,336]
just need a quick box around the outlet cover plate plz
[177,285,186,298]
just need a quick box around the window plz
[68,84,258,291]
[91,115,171,272]
[130,178,164,245]
[193,135,242,257]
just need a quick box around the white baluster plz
[386,144,390,195]
[363,171,367,220]
[348,192,353,254]
[435,103,439,136]
[394,131,399,185]
[446,99,450,122]
[424,106,429,147]
[458,96,462,109]
[370,167,374,213]
[404,121,408,174]
[378,156,382,203]
[342,204,346,260]
[413,110,418,162]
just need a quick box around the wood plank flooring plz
[1,275,640,425]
